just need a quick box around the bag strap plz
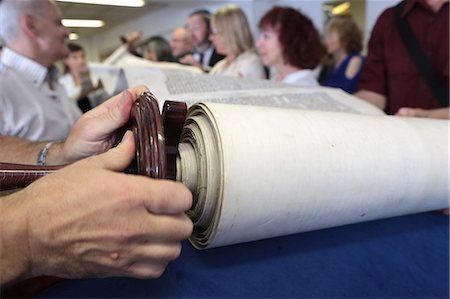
[394,1,449,107]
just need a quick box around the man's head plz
[187,10,212,50]
[170,27,192,58]
[0,0,70,67]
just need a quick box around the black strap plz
[394,1,449,107]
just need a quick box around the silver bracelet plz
[37,141,56,165]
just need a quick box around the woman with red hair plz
[256,6,325,86]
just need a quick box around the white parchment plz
[182,103,449,249]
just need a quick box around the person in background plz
[256,6,326,86]
[0,85,193,286]
[102,31,143,65]
[321,15,364,94]
[142,35,174,62]
[0,0,82,141]
[355,0,448,118]
[180,9,225,72]
[209,4,265,79]
[59,43,96,112]
[170,26,193,63]
[103,33,174,65]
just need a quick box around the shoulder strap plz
[394,1,449,107]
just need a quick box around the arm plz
[395,107,450,119]
[103,31,143,65]
[0,85,149,165]
[354,89,387,111]
[0,132,193,285]
[356,10,389,109]
[0,137,50,164]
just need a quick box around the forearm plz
[421,107,449,119]
[0,136,47,164]
[354,89,386,111]
[0,191,32,285]
[396,107,450,119]
[0,136,65,165]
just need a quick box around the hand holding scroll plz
[58,85,150,164]
[0,132,193,284]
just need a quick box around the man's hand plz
[56,85,149,164]
[395,107,450,119]
[2,131,193,283]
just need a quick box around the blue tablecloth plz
[37,212,449,298]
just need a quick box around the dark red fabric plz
[358,0,449,114]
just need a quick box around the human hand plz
[122,31,142,44]
[179,54,201,68]
[60,85,149,164]
[395,107,450,119]
[21,132,193,280]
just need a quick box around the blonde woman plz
[209,5,265,79]
[322,16,364,94]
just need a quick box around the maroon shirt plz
[358,0,449,114]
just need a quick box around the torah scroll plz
[176,103,449,249]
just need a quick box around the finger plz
[96,85,149,111]
[396,107,427,118]
[119,242,183,265]
[84,130,136,171]
[84,86,149,132]
[143,180,193,214]
[142,213,193,242]
[395,107,412,116]
[125,261,168,279]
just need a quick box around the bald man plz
[170,26,193,63]
[0,0,82,141]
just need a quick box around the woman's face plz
[256,27,283,67]
[209,19,229,56]
[325,29,342,54]
[63,50,87,73]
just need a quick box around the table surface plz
[37,212,449,298]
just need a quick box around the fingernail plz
[119,90,131,107]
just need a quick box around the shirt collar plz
[0,47,50,87]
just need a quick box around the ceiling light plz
[68,33,79,40]
[332,2,350,15]
[56,0,145,7]
[62,19,105,28]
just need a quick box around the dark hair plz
[259,6,325,69]
[67,43,83,53]
[143,36,174,62]
[63,43,84,73]
[189,9,211,28]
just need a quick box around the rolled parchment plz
[177,103,449,249]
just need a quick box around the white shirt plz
[281,69,319,87]
[0,47,81,141]
[193,45,214,70]
[210,50,265,79]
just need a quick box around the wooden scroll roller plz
[0,92,187,297]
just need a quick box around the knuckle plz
[181,216,194,239]
[167,243,182,261]
[151,265,167,278]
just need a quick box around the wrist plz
[38,141,64,165]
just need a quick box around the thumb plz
[100,90,134,131]
[89,130,136,172]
